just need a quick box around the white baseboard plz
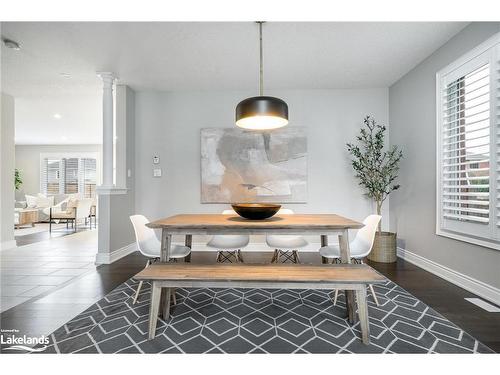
[397,247,500,306]
[95,242,137,265]
[0,240,17,252]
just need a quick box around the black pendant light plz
[235,22,288,130]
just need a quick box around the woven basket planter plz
[368,231,397,263]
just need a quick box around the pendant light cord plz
[258,21,264,96]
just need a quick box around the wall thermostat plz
[153,156,160,164]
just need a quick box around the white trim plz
[435,31,500,250]
[436,229,500,251]
[397,247,500,306]
[96,186,128,195]
[436,32,500,76]
[0,240,17,252]
[95,242,137,265]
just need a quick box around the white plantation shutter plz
[82,158,97,198]
[437,34,500,249]
[39,155,97,198]
[64,158,79,194]
[496,46,500,229]
[442,64,490,225]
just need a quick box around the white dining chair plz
[319,214,382,306]
[206,209,250,262]
[130,214,191,304]
[266,208,308,263]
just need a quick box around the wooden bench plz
[135,263,386,344]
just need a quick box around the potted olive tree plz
[15,169,23,190]
[347,116,403,263]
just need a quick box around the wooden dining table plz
[147,213,364,323]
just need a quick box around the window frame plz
[436,32,500,251]
[39,152,100,198]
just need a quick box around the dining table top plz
[146,213,364,234]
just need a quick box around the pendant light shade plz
[235,22,289,130]
[235,96,288,130]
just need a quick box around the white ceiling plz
[1,22,468,144]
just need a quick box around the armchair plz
[49,198,94,233]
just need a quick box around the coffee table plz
[15,208,39,228]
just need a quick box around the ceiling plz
[1,22,468,144]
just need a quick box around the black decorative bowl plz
[231,203,281,220]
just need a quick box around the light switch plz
[127,169,132,178]
[153,168,162,177]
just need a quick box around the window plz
[40,154,99,198]
[436,33,500,250]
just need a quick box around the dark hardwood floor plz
[15,225,95,246]
[1,251,499,353]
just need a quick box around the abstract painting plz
[201,127,307,203]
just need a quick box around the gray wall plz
[389,22,500,288]
[15,144,102,199]
[1,93,15,249]
[134,88,389,244]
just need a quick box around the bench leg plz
[162,287,172,321]
[346,291,357,323]
[148,282,162,340]
[356,287,370,345]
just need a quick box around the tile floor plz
[0,230,97,313]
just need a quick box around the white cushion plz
[207,235,250,250]
[266,235,308,249]
[36,193,54,208]
[25,195,38,208]
[67,193,83,200]
[66,198,79,213]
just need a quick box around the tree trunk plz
[376,200,382,233]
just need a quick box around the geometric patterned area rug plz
[38,278,493,354]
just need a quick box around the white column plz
[97,72,117,189]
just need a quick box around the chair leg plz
[237,249,244,263]
[172,290,177,305]
[133,260,151,305]
[369,284,379,306]
[133,281,144,305]
[333,289,339,305]
[270,249,278,263]
[293,250,301,264]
